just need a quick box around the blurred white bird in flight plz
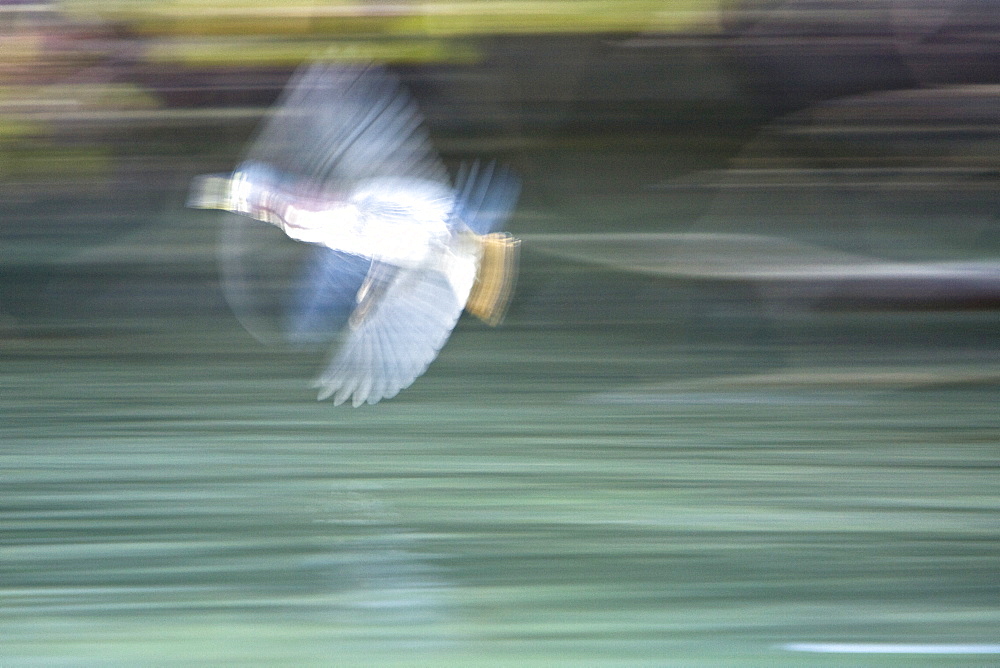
[188,60,520,405]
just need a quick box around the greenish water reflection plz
[3,314,999,665]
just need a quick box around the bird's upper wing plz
[244,61,449,192]
[314,252,478,406]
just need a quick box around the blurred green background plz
[2,1,1000,665]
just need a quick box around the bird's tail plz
[466,233,520,326]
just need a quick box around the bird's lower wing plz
[218,208,371,346]
[315,258,476,406]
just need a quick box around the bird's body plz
[188,61,520,406]
[227,165,458,267]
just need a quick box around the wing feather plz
[314,259,474,406]
[245,61,448,190]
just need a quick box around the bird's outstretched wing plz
[314,256,478,406]
[245,61,449,191]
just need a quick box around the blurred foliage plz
[0,1,719,182]
[143,37,481,67]
[58,1,720,39]
[0,141,110,181]
[52,0,721,66]
[0,84,157,182]
[0,83,160,113]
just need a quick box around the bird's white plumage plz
[243,174,456,267]
[189,60,519,405]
